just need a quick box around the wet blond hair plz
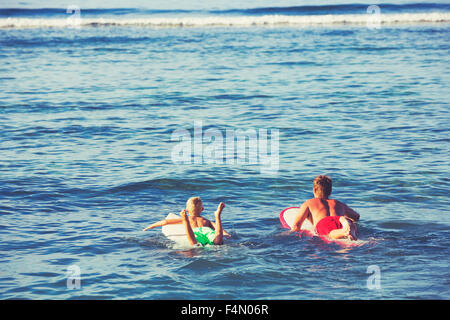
[186,196,203,214]
[313,175,332,198]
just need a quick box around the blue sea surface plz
[0,1,449,299]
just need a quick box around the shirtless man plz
[291,175,360,240]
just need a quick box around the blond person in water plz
[143,197,229,245]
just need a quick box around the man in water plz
[291,175,360,240]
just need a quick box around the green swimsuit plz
[192,227,216,246]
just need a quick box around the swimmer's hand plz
[216,202,225,212]
[180,209,189,220]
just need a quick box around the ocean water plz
[0,1,449,300]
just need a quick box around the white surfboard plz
[161,213,191,245]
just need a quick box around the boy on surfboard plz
[291,175,360,240]
[143,197,229,245]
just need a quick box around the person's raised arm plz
[291,201,310,232]
[210,221,231,237]
[180,210,198,245]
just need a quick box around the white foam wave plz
[1,12,449,29]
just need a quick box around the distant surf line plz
[1,12,449,29]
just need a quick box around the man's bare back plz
[294,197,359,228]
[292,197,360,240]
[304,198,358,227]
